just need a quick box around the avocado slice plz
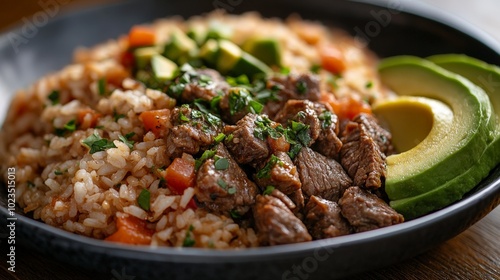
[373,96,454,154]
[151,54,178,81]
[163,28,198,64]
[242,37,282,67]
[133,46,161,69]
[217,40,272,77]
[199,39,220,66]
[379,56,494,201]
[187,23,208,46]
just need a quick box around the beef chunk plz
[171,68,229,103]
[254,152,304,209]
[253,190,312,245]
[195,143,258,215]
[274,99,342,158]
[340,113,387,189]
[339,186,404,232]
[304,196,352,239]
[262,73,321,118]
[353,114,394,155]
[294,147,352,202]
[224,114,270,166]
[165,106,222,158]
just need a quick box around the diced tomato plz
[128,26,156,48]
[267,136,290,153]
[327,94,372,121]
[139,109,171,138]
[319,44,346,74]
[162,157,196,195]
[186,198,198,210]
[105,214,154,245]
[77,109,101,129]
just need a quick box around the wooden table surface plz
[1,1,499,279]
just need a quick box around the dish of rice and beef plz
[0,12,404,248]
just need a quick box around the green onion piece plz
[227,187,236,195]
[137,189,151,211]
[248,100,264,114]
[195,149,216,169]
[214,133,226,144]
[98,78,107,96]
[217,178,228,189]
[64,119,76,132]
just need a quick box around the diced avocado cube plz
[199,39,220,66]
[134,46,161,69]
[163,29,198,63]
[243,37,282,67]
[231,53,272,78]
[187,23,207,46]
[151,54,178,81]
[206,21,232,41]
[217,40,243,74]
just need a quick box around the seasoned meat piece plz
[172,68,229,103]
[294,147,352,202]
[340,114,387,189]
[304,196,351,239]
[352,113,394,155]
[263,73,321,118]
[254,152,304,209]
[274,99,342,158]
[274,99,321,143]
[195,143,258,215]
[339,186,404,232]
[253,190,312,246]
[224,114,270,166]
[165,106,222,159]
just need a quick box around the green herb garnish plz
[263,186,275,195]
[365,81,373,89]
[118,135,135,150]
[137,189,151,211]
[256,155,280,179]
[98,78,107,96]
[54,170,64,176]
[48,90,60,105]
[214,133,226,144]
[248,100,264,114]
[296,80,308,95]
[214,157,229,170]
[310,64,322,74]
[183,225,196,247]
[318,110,333,129]
[113,109,126,122]
[195,149,216,169]
[82,132,116,154]
[229,209,241,219]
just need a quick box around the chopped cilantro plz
[118,134,134,150]
[54,169,64,176]
[228,88,251,115]
[113,109,126,122]
[82,132,116,154]
[365,81,373,89]
[256,155,280,179]
[280,66,291,75]
[263,186,275,195]
[214,157,229,170]
[55,119,77,136]
[98,78,107,96]
[179,111,190,122]
[310,64,322,74]
[205,113,221,127]
[318,110,333,129]
[253,116,284,141]
[296,80,308,95]
[48,90,60,105]
[217,178,228,189]
[288,143,303,159]
[191,109,203,119]
[137,189,150,211]
[229,209,241,219]
[248,100,264,114]
[183,225,196,247]
[125,132,135,139]
[195,149,216,169]
[226,75,250,87]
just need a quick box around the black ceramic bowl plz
[0,0,499,279]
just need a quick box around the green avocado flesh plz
[378,56,495,216]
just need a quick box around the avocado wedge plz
[378,56,494,201]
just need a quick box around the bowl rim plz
[0,0,499,264]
